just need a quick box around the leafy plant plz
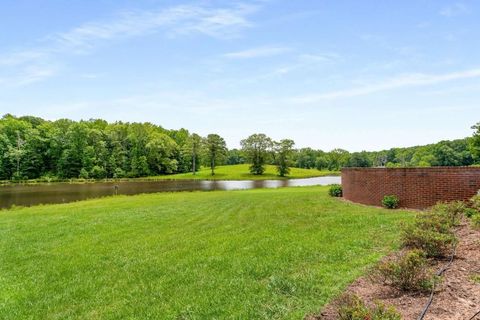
[78,168,89,179]
[401,224,456,258]
[464,207,478,218]
[337,294,401,320]
[470,195,480,212]
[371,249,433,292]
[430,201,465,226]
[470,273,480,284]
[382,195,399,209]
[416,209,457,233]
[400,202,460,258]
[329,184,343,197]
[471,214,480,229]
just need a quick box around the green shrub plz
[372,249,433,292]
[464,208,478,218]
[430,201,465,226]
[470,195,480,211]
[471,274,480,284]
[337,294,401,320]
[472,214,480,229]
[329,184,343,197]
[90,166,107,179]
[382,195,399,209]
[113,168,126,179]
[401,224,456,258]
[415,210,456,234]
[400,202,460,258]
[78,168,89,179]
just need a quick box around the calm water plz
[0,176,340,209]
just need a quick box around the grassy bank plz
[149,164,338,180]
[0,186,410,319]
[0,165,338,185]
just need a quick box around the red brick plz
[341,167,480,209]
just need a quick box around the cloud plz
[292,68,480,103]
[439,3,469,17]
[223,46,291,59]
[53,3,257,51]
[0,2,260,86]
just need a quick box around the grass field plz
[149,164,338,180]
[0,186,410,319]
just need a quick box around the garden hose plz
[416,244,457,320]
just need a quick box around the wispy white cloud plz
[292,68,480,103]
[267,53,338,76]
[223,46,291,59]
[0,65,58,87]
[0,2,260,86]
[53,3,257,51]
[439,3,469,17]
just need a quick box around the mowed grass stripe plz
[0,186,410,319]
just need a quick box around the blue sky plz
[1,0,480,151]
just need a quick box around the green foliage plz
[113,168,125,179]
[225,148,245,165]
[429,201,465,226]
[345,151,372,167]
[1,115,479,181]
[0,114,220,180]
[329,184,343,197]
[240,133,273,175]
[203,134,227,176]
[90,165,107,179]
[471,214,480,229]
[274,139,295,177]
[78,168,89,179]
[401,206,458,258]
[471,274,480,284]
[293,148,319,169]
[382,195,399,209]
[464,207,478,218]
[470,122,480,162]
[372,249,433,292]
[180,133,202,174]
[470,195,480,211]
[337,294,401,320]
[0,186,410,319]
[327,148,350,171]
[402,226,456,258]
[315,155,328,170]
[148,164,337,180]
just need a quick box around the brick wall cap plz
[341,166,480,171]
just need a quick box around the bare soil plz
[310,220,480,320]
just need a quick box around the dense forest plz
[0,114,479,180]
[291,137,477,171]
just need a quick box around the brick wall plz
[341,167,480,209]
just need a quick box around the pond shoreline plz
[0,176,341,209]
[0,172,340,186]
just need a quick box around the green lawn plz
[148,164,338,180]
[0,186,410,319]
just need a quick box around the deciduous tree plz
[274,139,295,177]
[241,134,273,175]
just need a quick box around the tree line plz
[0,115,295,180]
[1,114,479,181]
[288,136,478,171]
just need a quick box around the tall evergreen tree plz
[203,134,227,175]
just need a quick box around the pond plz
[0,176,341,209]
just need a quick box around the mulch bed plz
[309,220,480,320]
